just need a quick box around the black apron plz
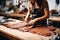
[32,7,47,27]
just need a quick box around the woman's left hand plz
[28,19,36,25]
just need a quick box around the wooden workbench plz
[48,16,60,22]
[0,25,54,40]
[0,24,60,40]
[0,12,26,20]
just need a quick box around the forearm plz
[33,8,49,22]
[33,14,48,22]
[24,1,31,21]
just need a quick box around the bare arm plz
[24,0,32,22]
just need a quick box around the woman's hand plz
[28,19,37,25]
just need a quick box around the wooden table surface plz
[0,25,53,40]
[0,12,26,17]
[48,16,60,22]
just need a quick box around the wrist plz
[33,19,37,22]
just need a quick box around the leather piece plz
[3,22,28,29]
[18,26,57,36]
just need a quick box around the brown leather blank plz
[18,26,32,32]
[18,26,57,36]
